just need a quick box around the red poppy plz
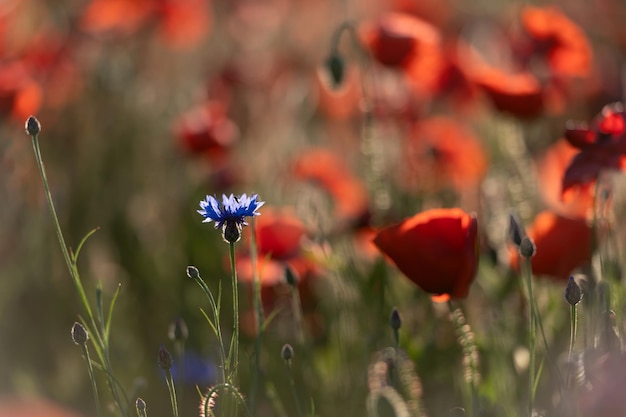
[459,6,592,118]
[80,0,211,48]
[0,66,40,120]
[520,6,592,79]
[372,208,478,299]
[401,116,488,192]
[359,13,446,96]
[292,148,370,227]
[174,101,239,157]
[472,67,544,118]
[534,139,594,219]
[562,102,626,193]
[509,210,592,280]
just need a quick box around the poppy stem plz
[521,258,537,415]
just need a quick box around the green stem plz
[285,362,305,417]
[522,258,536,415]
[565,303,578,396]
[30,133,94,321]
[30,130,128,417]
[164,370,179,417]
[228,242,240,383]
[81,344,102,417]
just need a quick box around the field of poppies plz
[3,0,626,416]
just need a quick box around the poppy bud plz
[71,322,89,345]
[135,398,147,417]
[324,53,345,89]
[281,344,294,362]
[186,266,200,280]
[519,236,536,259]
[168,317,189,343]
[565,276,582,306]
[285,265,299,287]
[508,212,525,247]
[158,345,173,370]
[25,116,41,136]
[389,307,402,331]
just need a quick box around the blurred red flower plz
[236,207,323,338]
[292,148,370,228]
[459,5,592,118]
[0,62,42,120]
[520,6,592,79]
[373,208,478,299]
[175,101,239,157]
[81,0,211,48]
[534,139,594,219]
[359,12,446,97]
[562,102,626,193]
[401,116,488,192]
[509,210,592,280]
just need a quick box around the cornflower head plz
[197,193,264,243]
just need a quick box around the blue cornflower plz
[197,193,264,243]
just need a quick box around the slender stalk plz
[164,369,179,417]
[80,344,102,417]
[30,125,128,417]
[285,361,304,417]
[29,132,94,322]
[228,242,240,383]
[565,302,578,398]
[522,258,537,415]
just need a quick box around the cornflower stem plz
[249,219,264,416]
[164,369,179,417]
[80,343,102,417]
[30,130,128,417]
[522,258,537,415]
[228,242,240,383]
[284,361,305,417]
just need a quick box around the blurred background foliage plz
[3,0,626,416]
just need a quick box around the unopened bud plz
[186,265,200,280]
[168,317,189,342]
[519,236,536,259]
[508,212,524,247]
[565,276,582,306]
[281,344,294,362]
[324,53,344,89]
[285,265,299,287]
[71,322,89,345]
[389,307,402,331]
[158,345,173,370]
[25,116,41,136]
[135,397,147,417]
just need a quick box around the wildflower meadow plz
[4,1,626,417]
